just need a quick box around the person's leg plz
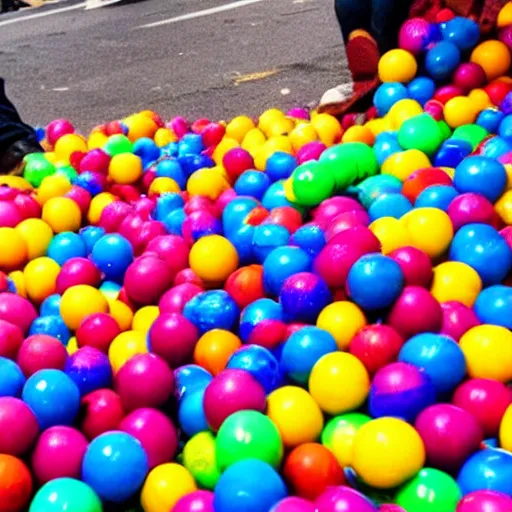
[371,0,413,53]
[334,0,372,42]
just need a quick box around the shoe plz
[0,138,43,176]
[84,0,122,10]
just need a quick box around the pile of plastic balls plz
[2,3,512,512]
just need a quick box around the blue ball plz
[183,290,239,335]
[281,327,337,385]
[474,285,512,329]
[227,345,282,394]
[265,152,297,182]
[133,137,160,168]
[356,174,403,208]
[346,254,404,311]
[0,357,25,397]
[228,224,255,265]
[79,226,105,254]
[440,16,480,51]
[449,223,512,286]
[434,139,473,168]
[64,347,112,396]
[262,181,297,211]
[399,333,466,393]
[178,133,204,156]
[289,224,326,257]
[480,137,512,160]
[29,315,71,344]
[373,82,409,116]
[222,197,260,236]
[407,77,436,106]
[47,232,87,266]
[477,108,505,134]
[82,431,149,503]
[425,41,461,81]
[368,193,413,221]
[499,115,512,141]
[91,234,134,282]
[239,298,284,344]
[253,224,290,263]
[40,294,61,317]
[153,193,185,221]
[178,388,208,437]
[458,449,512,496]
[163,208,186,235]
[235,171,271,200]
[453,156,507,202]
[174,364,213,401]
[162,141,179,157]
[415,185,459,210]
[373,133,402,167]
[22,369,80,430]
[213,459,287,512]
[178,154,215,176]
[73,172,104,197]
[155,159,186,188]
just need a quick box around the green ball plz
[104,134,133,156]
[55,164,78,182]
[452,124,488,151]
[438,120,452,141]
[398,113,443,156]
[291,160,335,207]
[355,174,403,209]
[182,431,221,490]
[23,153,56,187]
[395,468,461,512]
[29,478,102,512]
[216,410,283,470]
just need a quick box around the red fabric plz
[345,35,380,81]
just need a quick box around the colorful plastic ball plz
[174,490,215,512]
[253,225,291,263]
[398,113,444,155]
[181,431,220,491]
[425,41,461,80]
[373,83,409,116]
[314,486,378,512]
[440,301,480,341]
[0,454,32,512]
[458,449,512,496]
[471,40,512,81]
[395,468,461,512]
[178,387,208,437]
[16,334,68,377]
[352,417,426,489]
[41,197,82,234]
[0,293,37,335]
[60,284,109,331]
[91,234,134,282]
[289,223,326,258]
[0,358,25,397]
[447,193,497,230]
[14,218,52,261]
[398,17,433,55]
[193,329,241,376]
[76,312,121,353]
[238,298,285,347]
[430,261,482,307]
[0,397,38,456]
[388,246,433,287]
[271,497,316,512]
[457,490,512,512]
[46,119,75,146]
[23,256,60,305]
[266,152,297,181]
[378,49,418,83]
[64,347,112,396]
[453,63,487,92]
[234,170,271,200]
[214,459,287,512]
[291,161,335,207]
[441,15,480,50]
[474,285,512,329]
[174,364,213,401]
[368,193,412,221]
[79,225,105,254]
[224,264,264,310]
[407,76,436,106]
[79,388,125,440]
[56,257,101,294]
[28,315,71,345]
[346,254,404,311]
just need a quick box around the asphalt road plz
[0,0,348,131]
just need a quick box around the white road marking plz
[138,0,268,29]
[0,1,85,26]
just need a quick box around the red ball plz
[440,301,480,341]
[46,119,75,146]
[79,388,125,440]
[453,63,487,92]
[401,168,453,203]
[99,201,133,233]
[0,293,38,335]
[283,443,345,501]
[79,148,111,174]
[114,353,175,412]
[159,283,204,314]
[56,257,102,294]
[202,122,226,147]
[174,268,205,287]
[17,335,68,377]
[434,85,465,104]
[185,196,218,217]
[146,235,189,277]
[76,313,121,353]
[223,148,255,183]
[264,207,303,234]
[191,118,210,134]
[0,320,24,360]
[388,246,433,287]
[224,264,265,309]
[424,99,445,121]
[0,397,39,456]
[13,193,41,220]
[453,378,512,438]
[485,80,512,106]
[349,324,405,374]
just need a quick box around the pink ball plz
[314,486,378,512]
[79,148,111,174]
[314,242,365,289]
[457,490,512,512]
[79,388,125,440]
[447,193,497,230]
[499,25,512,52]
[313,197,365,225]
[453,378,512,438]
[65,186,91,215]
[17,334,68,377]
[0,188,17,201]
[325,210,370,240]
[0,293,38,335]
[297,142,327,164]
[272,497,316,512]
[99,201,134,233]
[133,197,156,218]
[46,119,75,146]
[328,225,381,254]
[174,268,205,287]
[159,283,204,314]
[398,17,432,55]
[440,301,480,341]
[124,255,174,305]
[170,117,189,138]
[453,63,487,91]
[424,99,445,120]
[380,507,406,512]
[203,369,266,431]
[388,246,433,287]
[119,407,178,469]
[174,490,214,512]
[0,397,39,455]
[56,257,102,294]
[115,353,175,412]
[76,313,121,353]
[0,319,24,359]
[223,148,255,183]
[387,286,442,339]
[500,225,512,250]
[31,426,88,484]
[216,188,237,212]
[146,235,190,277]
[415,404,483,473]
[148,313,199,367]
[0,200,22,227]
[350,324,405,374]
[14,193,42,220]
[287,108,310,120]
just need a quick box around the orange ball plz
[194,329,242,375]
[471,40,511,81]
[342,125,375,145]
[0,228,27,271]
[42,197,82,233]
[0,454,32,512]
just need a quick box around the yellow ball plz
[226,115,256,142]
[499,404,512,452]
[387,100,424,129]
[108,330,148,373]
[148,177,181,197]
[189,235,239,284]
[186,168,229,200]
[37,174,72,204]
[498,1,512,27]
[495,189,512,224]
[468,89,492,113]
[23,257,60,304]
[369,217,411,255]
[471,40,512,81]
[311,113,342,146]
[459,325,512,383]
[504,164,512,190]
[194,329,242,375]
[42,197,82,233]
[309,352,370,415]
[378,49,418,83]
[109,300,134,332]
[242,128,267,154]
[267,386,324,448]
[352,417,426,488]
[212,137,239,165]
[0,228,27,271]
[88,131,109,150]
[401,207,453,259]
[54,134,88,162]
[141,463,197,512]
[60,284,109,330]
[289,123,318,152]
[67,336,79,355]
[154,128,177,148]
[381,149,431,182]
[182,432,221,490]
[430,261,482,307]
[265,117,296,138]
[316,301,367,350]
[15,219,52,261]
[258,108,286,136]
[444,97,478,128]
[132,306,160,333]
[125,114,158,142]
[342,125,375,145]
[0,175,33,191]
[283,178,298,203]
[8,271,26,298]
[87,192,117,225]
[108,153,143,185]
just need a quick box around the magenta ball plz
[297,142,327,164]
[31,426,88,483]
[79,388,125,440]
[79,148,111,174]
[314,242,365,289]
[388,246,433,287]
[499,25,512,52]
[287,108,310,120]
[453,63,487,91]
[380,506,406,512]
[328,225,381,254]
[148,312,199,367]
[223,148,255,182]
[203,369,266,431]
[174,490,215,512]
[182,211,222,246]
[146,235,189,277]
[46,119,75,146]
[387,286,442,339]
[64,346,112,396]
[313,197,365,225]
[99,201,134,233]
[314,486,379,512]
[17,334,68,377]
[0,397,39,455]
[325,210,370,240]
[0,293,38,335]
[398,17,432,55]
[158,283,204,314]
[119,407,178,469]
[440,301,480,341]
[447,193,497,230]
[271,497,316,512]
[415,404,483,473]
[0,319,24,360]
[457,490,512,512]
[56,257,101,294]
[500,225,512,250]
[76,313,121,353]
[114,353,175,412]
[0,200,22,228]
[14,193,42,220]
[66,186,91,215]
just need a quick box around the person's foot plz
[0,138,43,176]
[345,30,380,81]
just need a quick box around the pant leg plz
[371,0,413,52]
[335,0,372,42]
